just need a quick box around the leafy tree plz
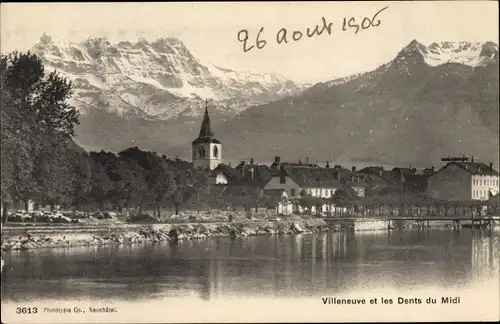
[331,189,349,205]
[145,160,177,218]
[0,51,78,218]
[32,142,74,210]
[172,188,185,215]
[70,152,93,210]
[298,193,316,215]
[113,159,148,213]
[187,169,210,212]
[170,169,192,215]
[0,54,37,215]
[89,159,114,209]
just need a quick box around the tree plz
[89,159,114,209]
[113,159,148,213]
[0,51,79,218]
[145,160,177,218]
[298,193,316,215]
[1,54,37,216]
[172,188,184,215]
[187,169,210,212]
[170,169,192,215]
[70,152,93,210]
[32,142,74,210]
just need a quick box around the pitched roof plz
[234,164,273,187]
[192,103,220,144]
[449,162,499,176]
[358,167,402,185]
[210,164,241,180]
[280,165,347,188]
[392,167,415,178]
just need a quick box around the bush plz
[128,212,156,223]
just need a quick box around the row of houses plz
[192,104,499,212]
[209,156,499,202]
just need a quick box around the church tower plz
[192,100,222,170]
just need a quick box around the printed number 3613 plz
[16,307,38,314]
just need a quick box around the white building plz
[264,163,365,199]
[428,161,499,201]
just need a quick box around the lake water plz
[2,229,499,303]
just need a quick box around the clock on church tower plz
[191,100,222,170]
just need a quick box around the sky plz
[1,1,498,83]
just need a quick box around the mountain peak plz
[153,37,185,47]
[393,40,498,68]
[400,39,427,56]
[39,33,53,45]
[479,41,499,64]
[390,39,428,74]
[31,33,304,122]
[407,39,424,48]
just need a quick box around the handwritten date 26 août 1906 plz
[237,6,389,53]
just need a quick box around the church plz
[191,100,223,171]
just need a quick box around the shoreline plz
[1,219,333,252]
[2,218,497,252]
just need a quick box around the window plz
[213,145,218,158]
[331,190,334,196]
[290,189,296,197]
[198,145,206,158]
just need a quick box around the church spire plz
[198,99,214,139]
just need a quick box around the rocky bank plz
[1,219,330,251]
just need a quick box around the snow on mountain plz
[395,40,499,68]
[317,41,499,88]
[195,39,499,167]
[31,34,305,120]
[425,41,498,67]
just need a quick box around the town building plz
[192,101,222,171]
[391,166,435,194]
[427,160,499,201]
[209,164,240,185]
[357,166,403,195]
[357,165,435,195]
[208,159,273,188]
[261,188,293,215]
[234,159,273,188]
[264,158,366,199]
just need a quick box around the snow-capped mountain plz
[32,33,305,120]
[168,39,499,167]
[316,40,498,91]
[424,41,498,67]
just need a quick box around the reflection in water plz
[1,230,499,302]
